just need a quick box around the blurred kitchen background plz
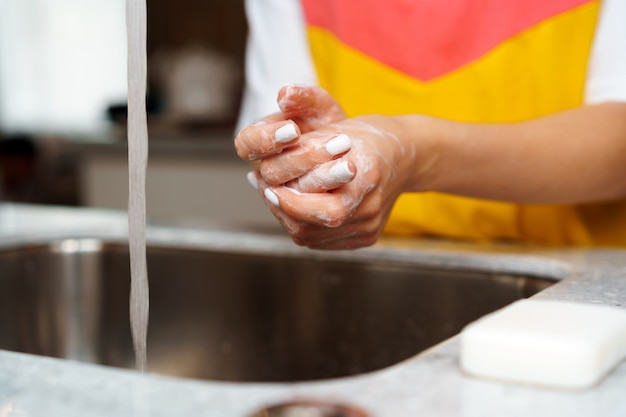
[0,0,277,229]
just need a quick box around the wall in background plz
[0,0,127,134]
[0,0,249,210]
[0,0,248,135]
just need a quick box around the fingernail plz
[264,188,280,207]
[274,123,298,143]
[329,160,355,183]
[325,134,352,156]
[246,171,259,190]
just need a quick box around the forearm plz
[402,102,626,204]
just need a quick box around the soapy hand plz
[234,85,414,249]
[235,85,347,162]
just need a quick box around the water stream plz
[126,0,149,372]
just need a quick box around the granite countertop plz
[1,203,625,417]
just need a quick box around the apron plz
[300,0,626,246]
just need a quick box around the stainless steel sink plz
[0,238,554,382]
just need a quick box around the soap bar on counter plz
[459,299,626,390]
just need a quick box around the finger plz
[261,185,357,228]
[257,111,288,124]
[260,134,353,185]
[249,171,380,249]
[234,120,300,161]
[277,85,346,131]
[288,159,356,193]
[247,169,295,219]
[248,170,315,236]
[276,208,381,249]
[289,197,385,247]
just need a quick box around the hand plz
[237,85,626,249]
[252,115,414,249]
[235,85,416,249]
[235,85,347,162]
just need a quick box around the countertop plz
[1,203,625,417]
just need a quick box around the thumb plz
[277,85,346,132]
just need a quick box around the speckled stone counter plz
[1,203,625,417]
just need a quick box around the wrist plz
[391,114,457,193]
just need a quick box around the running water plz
[126,0,149,372]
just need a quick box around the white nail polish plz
[329,160,354,183]
[264,188,280,207]
[275,124,298,143]
[246,171,259,190]
[325,134,352,156]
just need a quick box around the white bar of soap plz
[460,299,626,389]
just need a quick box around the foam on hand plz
[460,299,626,390]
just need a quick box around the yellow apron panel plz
[306,1,626,246]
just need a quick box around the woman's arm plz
[406,102,626,204]
[234,86,626,249]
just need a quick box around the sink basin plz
[0,238,554,382]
